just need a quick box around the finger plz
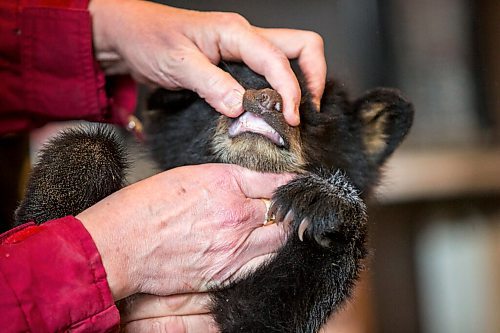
[257,28,327,110]
[219,197,286,264]
[122,314,218,333]
[231,166,295,199]
[229,252,279,281]
[228,223,287,281]
[164,49,245,118]
[247,222,287,254]
[121,293,211,322]
[217,26,302,126]
[239,198,274,229]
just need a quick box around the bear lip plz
[228,112,285,147]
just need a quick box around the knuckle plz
[214,12,250,31]
[224,12,250,28]
[305,31,325,50]
[217,199,252,228]
[226,207,252,227]
[263,51,291,78]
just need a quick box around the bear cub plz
[16,61,413,333]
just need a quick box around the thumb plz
[167,51,245,117]
[231,166,295,199]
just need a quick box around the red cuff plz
[0,216,120,332]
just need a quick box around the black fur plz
[15,62,413,332]
[15,126,128,224]
[210,170,367,332]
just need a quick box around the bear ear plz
[354,88,414,165]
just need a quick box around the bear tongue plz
[228,112,285,147]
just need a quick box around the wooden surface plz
[376,148,500,203]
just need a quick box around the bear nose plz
[243,88,283,114]
[255,89,282,112]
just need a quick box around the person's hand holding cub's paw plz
[77,164,291,301]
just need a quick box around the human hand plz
[88,0,327,125]
[120,293,217,333]
[76,164,292,301]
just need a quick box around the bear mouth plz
[228,111,286,147]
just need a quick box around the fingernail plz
[223,89,244,116]
[312,97,321,112]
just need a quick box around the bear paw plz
[269,170,367,247]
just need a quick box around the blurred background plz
[1,0,498,332]
[157,1,500,332]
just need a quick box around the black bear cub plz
[16,61,413,333]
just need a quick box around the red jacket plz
[0,217,120,332]
[0,0,136,135]
[0,0,137,330]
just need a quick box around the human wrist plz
[76,208,137,301]
[88,0,116,52]
[88,0,132,69]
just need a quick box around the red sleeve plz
[0,216,120,332]
[0,0,137,135]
